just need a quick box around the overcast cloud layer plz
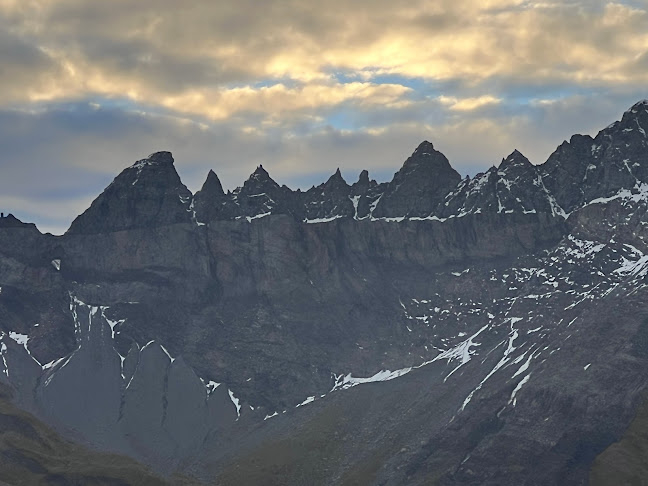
[1,0,647,234]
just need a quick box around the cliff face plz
[2,101,648,484]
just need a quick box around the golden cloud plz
[0,0,647,119]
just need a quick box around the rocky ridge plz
[2,100,648,483]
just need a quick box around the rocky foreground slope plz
[2,101,648,484]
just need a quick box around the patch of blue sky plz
[323,110,358,131]
[367,74,429,92]
[214,77,302,91]
[320,98,449,131]
[328,69,436,94]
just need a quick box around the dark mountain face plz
[2,102,648,484]
[541,100,648,213]
[301,169,354,222]
[442,150,559,218]
[192,169,227,223]
[68,151,193,234]
[373,141,462,218]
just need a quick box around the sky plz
[1,0,648,234]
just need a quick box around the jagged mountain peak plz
[66,152,192,234]
[63,98,648,231]
[200,169,225,197]
[406,140,441,162]
[626,99,648,113]
[192,169,228,223]
[372,141,462,218]
[130,151,175,170]
[499,149,532,170]
[241,165,282,193]
[324,168,348,187]
[609,100,648,135]
[250,164,270,180]
[357,169,370,186]
[413,140,435,155]
[400,140,458,177]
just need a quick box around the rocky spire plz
[201,170,225,198]
[192,169,229,223]
[357,170,370,187]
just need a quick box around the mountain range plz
[2,100,648,484]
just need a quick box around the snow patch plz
[228,389,241,418]
[331,368,413,392]
[509,374,531,407]
[296,396,316,407]
[304,215,345,224]
[264,411,279,421]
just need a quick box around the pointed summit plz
[67,151,192,234]
[201,170,225,198]
[232,164,295,219]
[499,150,532,170]
[324,168,348,189]
[129,151,175,172]
[401,140,455,173]
[413,140,434,155]
[242,165,280,194]
[301,168,354,221]
[626,99,648,113]
[193,169,229,223]
[250,165,271,181]
[372,141,461,218]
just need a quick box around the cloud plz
[438,95,502,111]
[1,1,647,117]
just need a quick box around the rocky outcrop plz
[372,141,462,218]
[540,99,648,213]
[192,169,228,223]
[67,151,193,234]
[2,299,240,472]
[442,150,559,217]
[349,170,386,219]
[301,169,354,222]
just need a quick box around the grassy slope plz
[590,393,648,486]
[0,383,197,486]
